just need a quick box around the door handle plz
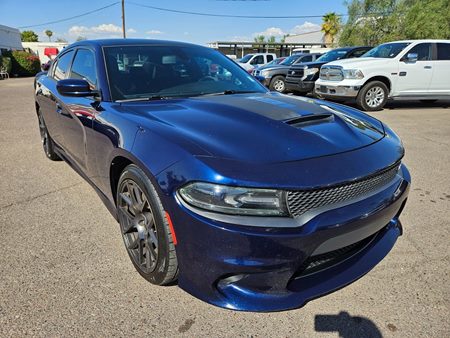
[424,66,432,69]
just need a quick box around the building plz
[0,24,22,53]
[208,30,329,58]
[22,42,69,63]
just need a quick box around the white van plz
[315,40,450,111]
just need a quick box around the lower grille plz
[287,163,400,217]
[294,232,377,278]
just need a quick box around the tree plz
[55,37,67,43]
[321,12,341,47]
[254,35,265,43]
[267,36,276,44]
[280,34,290,43]
[76,36,87,41]
[45,30,53,42]
[21,30,38,42]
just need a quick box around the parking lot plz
[0,77,449,337]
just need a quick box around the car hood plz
[258,64,288,71]
[123,93,384,163]
[324,57,390,68]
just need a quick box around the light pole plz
[122,0,126,38]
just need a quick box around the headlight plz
[260,70,270,78]
[343,69,364,79]
[304,67,319,77]
[178,182,288,216]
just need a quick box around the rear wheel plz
[38,111,60,161]
[117,164,178,285]
[356,81,388,111]
[269,75,286,93]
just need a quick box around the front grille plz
[253,69,260,76]
[287,163,400,217]
[320,65,344,81]
[286,67,304,79]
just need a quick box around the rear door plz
[429,42,450,95]
[396,43,433,95]
[56,48,98,170]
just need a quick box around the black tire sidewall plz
[269,75,286,92]
[357,81,388,111]
[117,165,176,285]
[38,110,60,160]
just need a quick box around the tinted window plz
[104,45,266,101]
[239,54,254,63]
[437,43,450,60]
[363,42,410,58]
[280,55,300,65]
[316,50,348,62]
[251,55,264,65]
[54,50,74,80]
[70,49,97,88]
[407,43,432,61]
[349,49,369,58]
[300,55,313,62]
[266,55,274,62]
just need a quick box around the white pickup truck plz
[237,53,277,72]
[315,40,450,111]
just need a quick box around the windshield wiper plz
[116,95,170,102]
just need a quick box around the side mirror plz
[404,53,418,63]
[56,79,99,97]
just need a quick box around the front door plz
[396,43,433,95]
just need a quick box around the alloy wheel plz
[273,79,285,92]
[118,179,159,273]
[365,86,385,108]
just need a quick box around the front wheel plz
[117,164,178,285]
[356,81,388,111]
[38,111,60,161]
[269,75,286,93]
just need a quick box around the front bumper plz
[314,79,362,98]
[285,80,315,94]
[164,164,410,312]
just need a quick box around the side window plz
[53,50,74,80]
[70,49,97,88]
[407,43,432,61]
[349,49,368,58]
[300,55,313,63]
[250,55,264,65]
[266,55,274,63]
[436,43,450,60]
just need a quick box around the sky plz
[1,0,347,45]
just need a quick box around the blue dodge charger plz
[35,39,410,312]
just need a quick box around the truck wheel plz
[269,76,286,93]
[356,81,388,111]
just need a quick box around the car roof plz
[380,39,450,44]
[67,38,204,49]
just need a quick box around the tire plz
[356,81,388,111]
[269,75,286,93]
[37,110,60,161]
[117,164,178,285]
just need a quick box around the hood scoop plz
[284,113,334,128]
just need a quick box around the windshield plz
[104,46,266,101]
[280,55,300,66]
[316,50,348,62]
[362,42,410,58]
[239,54,254,63]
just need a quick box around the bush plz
[5,51,41,76]
[0,56,12,74]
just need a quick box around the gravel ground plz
[0,77,449,337]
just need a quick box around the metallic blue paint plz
[35,39,410,312]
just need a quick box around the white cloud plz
[68,23,135,38]
[290,21,321,35]
[250,21,321,41]
[254,27,285,38]
[127,28,137,34]
[146,30,163,35]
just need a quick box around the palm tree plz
[45,30,53,42]
[254,35,265,43]
[321,12,341,47]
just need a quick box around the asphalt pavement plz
[0,77,449,337]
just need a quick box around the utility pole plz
[121,0,126,38]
